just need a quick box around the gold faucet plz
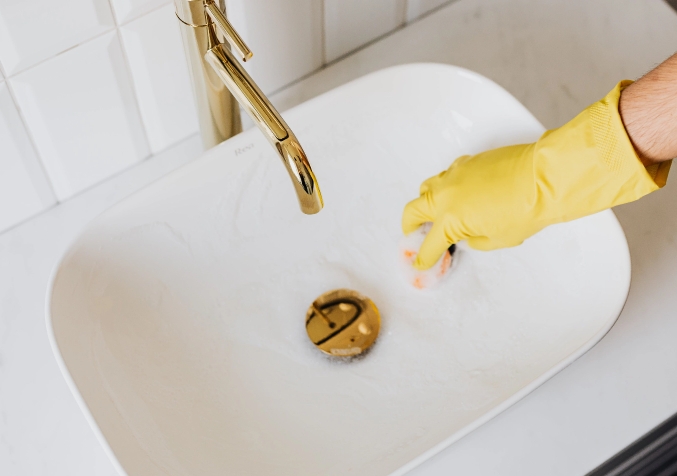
[174,0,323,214]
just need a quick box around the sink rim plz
[394,218,630,474]
[45,63,632,476]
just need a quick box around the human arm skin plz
[620,52,677,166]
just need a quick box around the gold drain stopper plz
[305,289,381,357]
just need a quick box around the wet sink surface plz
[48,64,630,476]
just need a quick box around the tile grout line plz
[0,201,60,238]
[116,1,197,158]
[3,78,59,205]
[267,0,460,98]
[106,0,120,27]
[3,0,168,211]
[5,28,152,205]
[320,0,327,67]
[4,2,172,80]
[7,27,117,79]
[108,0,169,160]
[113,31,153,160]
[117,1,175,28]
[0,0,123,210]
[0,131,201,239]
[401,0,409,27]
[1,1,190,232]
[104,0,156,162]
[0,0,176,236]
[404,0,460,25]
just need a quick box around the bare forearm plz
[619,52,677,166]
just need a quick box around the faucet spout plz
[175,0,323,214]
[205,43,323,214]
[276,135,324,214]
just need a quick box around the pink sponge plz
[399,223,456,289]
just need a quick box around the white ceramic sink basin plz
[48,64,631,476]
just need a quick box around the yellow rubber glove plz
[403,81,671,270]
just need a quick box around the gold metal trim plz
[205,44,287,140]
[175,0,209,26]
[306,289,381,357]
[174,0,241,147]
[175,13,208,28]
[205,1,253,62]
[173,0,323,214]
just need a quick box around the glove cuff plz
[590,80,671,191]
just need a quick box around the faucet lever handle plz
[204,1,253,62]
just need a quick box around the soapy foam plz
[399,222,456,289]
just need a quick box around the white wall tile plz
[109,0,171,25]
[10,32,150,201]
[406,0,453,22]
[0,83,55,233]
[120,5,198,153]
[324,0,406,63]
[0,0,115,75]
[225,0,324,94]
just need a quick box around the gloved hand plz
[403,81,671,270]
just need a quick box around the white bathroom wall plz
[0,0,197,229]
[226,0,325,94]
[0,82,56,233]
[11,32,150,201]
[406,0,452,21]
[324,0,406,63]
[119,5,199,154]
[0,0,454,234]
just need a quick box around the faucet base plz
[175,2,242,148]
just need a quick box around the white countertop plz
[2,1,677,474]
